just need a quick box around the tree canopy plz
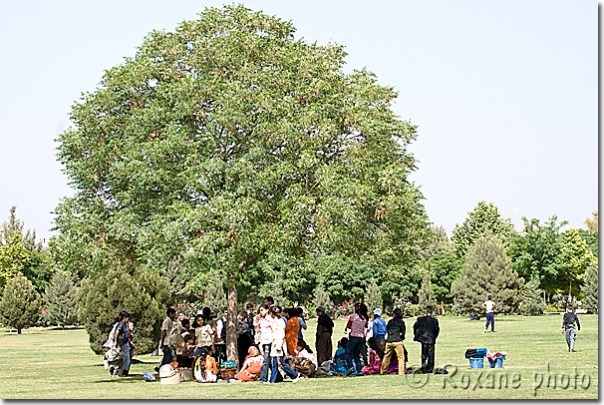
[54,5,430,362]
[452,201,514,258]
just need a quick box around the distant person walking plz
[483,295,496,333]
[413,305,440,373]
[562,306,581,352]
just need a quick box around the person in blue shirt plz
[372,309,387,345]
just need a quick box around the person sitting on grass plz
[194,347,218,383]
[228,346,264,383]
[296,339,318,368]
[285,355,316,378]
[332,337,350,375]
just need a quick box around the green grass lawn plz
[0,315,598,399]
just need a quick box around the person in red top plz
[345,303,369,376]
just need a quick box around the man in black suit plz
[413,305,440,373]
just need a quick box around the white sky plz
[0,0,599,242]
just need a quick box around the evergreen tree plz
[0,273,42,334]
[519,278,545,315]
[364,278,383,312]
[418,271,435,310]
[451,235,524,315]
[312,281,331,315]
[76,259,170,355]
[452,201,515,258]
[43,270,79,327]
[581,264,598,314]
[203,273,227,312]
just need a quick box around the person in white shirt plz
[483,296,496,333]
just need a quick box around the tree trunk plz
[226,285,239,365]
[17,327,22,334]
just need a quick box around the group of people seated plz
[155,297,440,383]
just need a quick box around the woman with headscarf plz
[315,305,334,365]
[230,346,264,382]
[285,307,300,356]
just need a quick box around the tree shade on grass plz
[0,316,597,399]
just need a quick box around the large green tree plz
[452,201,515,258]
[54,5,430,362]
[507,216,567,297]
[558,228,596,299]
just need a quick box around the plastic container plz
[488,357,505,368]
[476,348,488,357]
[160,365,181,385]
[469,357,484,369]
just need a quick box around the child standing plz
[562,306,581,352]
[194,314,215,357]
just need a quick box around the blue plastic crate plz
[488,357,505,368]
[469,357,484,368]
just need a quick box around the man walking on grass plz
[483,295,495,333]
[562,305,581,352]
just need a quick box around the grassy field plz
[0,315,598,399]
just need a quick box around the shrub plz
[406,304,424,317]
[519,279,545,316]
[77,259,170,355]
